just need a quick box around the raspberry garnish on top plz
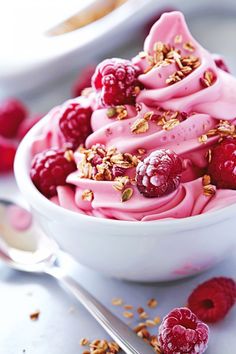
[208,137,236,189]
[188,277,236,323]
[92,58,140,106]
[0,98,28,138]
[58,100,92,150]
[30,148,76,198]
[136,149,182,198]
[158,307,209,354]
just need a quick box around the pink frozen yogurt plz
[31,11,236,221]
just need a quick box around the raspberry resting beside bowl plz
[29,11,236,221]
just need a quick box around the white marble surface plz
[1,6,236,354]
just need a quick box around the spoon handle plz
[46,266,155,354]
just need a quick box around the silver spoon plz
[0,199,155,354]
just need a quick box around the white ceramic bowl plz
[14,114,236,282]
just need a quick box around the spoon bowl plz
[0,199,58,272]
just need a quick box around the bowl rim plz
[14,113,236,231]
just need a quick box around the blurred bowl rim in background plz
[0,0,236,96]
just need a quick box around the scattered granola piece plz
[111,298,123,306]
[162,118,180,131]
[89,339,108,353]
[64,149,74,162]
[131,118,149,134]
[30,310,40,321]
[174,34,183,44]
[133,323,147,333]
[81,189,94,202]
[153,316,161,325]
[146,320,156,327]
[123,311,134,318]
[207,149,212,163]
[90,339,101,348]
[183,41,195,52]
[139,51,148,59]
[137,307,145,314]
[80,338,89,346]
[200,70,215,87]
[203,184,216,197]
[198,134,208,144]
[133,86,141,96]
[137,148,146,155]
[91,349,105,354]
[202,175,211,186]
[143,111,154,120]
[121,188,133,202]
[137,328,150,339]
[112,176,130,192]
[106,106,128,120]
[139,311,149,319]
[147,298,158,308]
[150,336,162,353]
[166,71,183,85]
[123,304,134,310]
[116,106,128,120]
[106,107,117,118]
[108,341,120,353]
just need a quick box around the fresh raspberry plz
[59,101,92,149]
[0,136,17,173]
[72,65,96,97]
[17,114,43,140]
[208,137,236,189]
[0,98,28,138]
[92,58,140,106]
[158,307,209,354]
[30,148,76,198]
[136,149,182,198]
[188,277,236,323]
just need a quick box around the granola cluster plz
[77,144,140,202]
[198,120,236,144]
[77,144,139,181]
[106,105,128,120]
[131,109,189,135]
[139,38,201,85]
